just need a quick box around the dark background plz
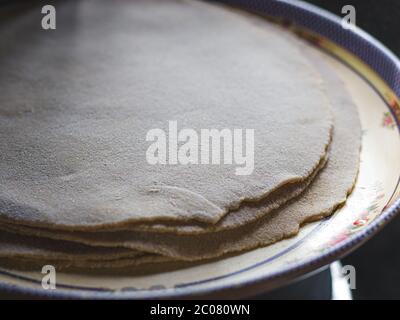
[306,0,400,300]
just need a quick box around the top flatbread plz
[113,154,326,234]
[0,0,331,229]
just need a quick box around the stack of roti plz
[0,0,361,270]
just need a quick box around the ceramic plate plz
[1,0,399,299]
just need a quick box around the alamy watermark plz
[341,5,356,30]
[342,264,356,290]
[41,5,56,30]
[41,265,56,290]
[146,121,255,175]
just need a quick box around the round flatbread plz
[0,47,361,264]
[0,0,331,230]
[0,231,141,261]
